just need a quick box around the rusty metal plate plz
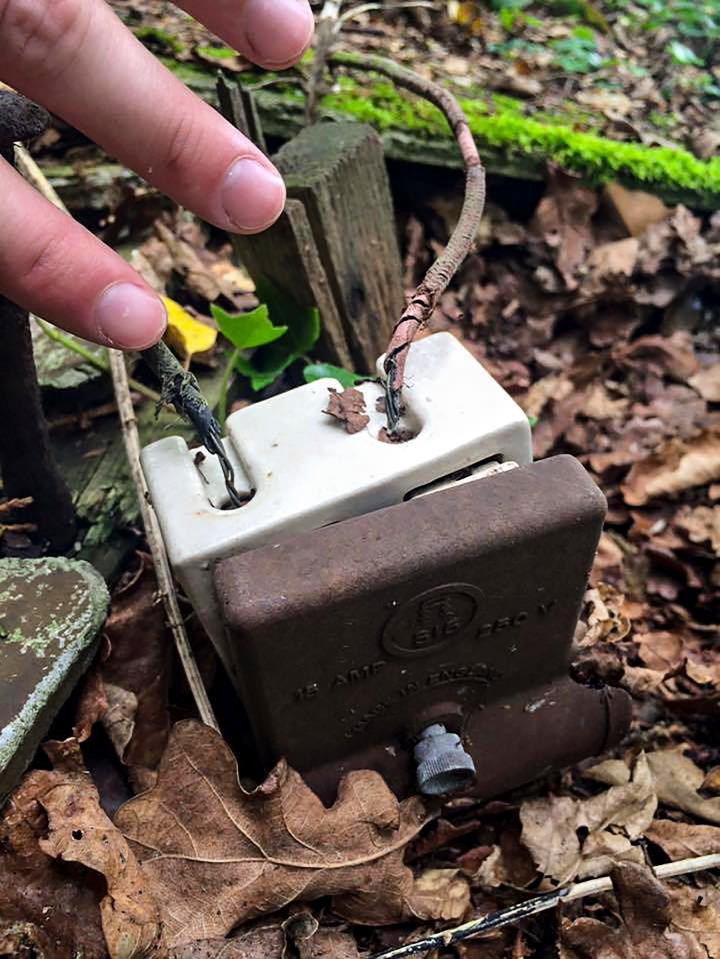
[215,455,631,802]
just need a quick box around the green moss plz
[155,52,720,203]
[323,75,720,200]
[133,26,185,55]
[196,45,236,60]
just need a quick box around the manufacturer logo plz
[382,584,482,658]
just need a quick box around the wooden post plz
[274,122,404,373]
[232,118,404,375]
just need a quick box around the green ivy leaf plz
[211,303,288,350]
[668,39,703,65]
[303,362,364,388]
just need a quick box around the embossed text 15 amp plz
[214,455,631,803]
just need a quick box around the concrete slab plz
[0,557,109,802]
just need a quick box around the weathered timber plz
[233,199,352,368]
[0,557,109,802]
[273,122,404,373]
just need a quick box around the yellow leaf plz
[162,296,217,360]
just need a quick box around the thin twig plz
[306,0,344,124]
[107,349,219,732]
[328,50,486,432]
[369,854,720,958]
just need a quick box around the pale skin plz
[0,0,315,349]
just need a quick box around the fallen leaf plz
[675,504,720,553]
[613,332,698,382]
[689,364,720,402]
[575,584,631,647]
[531,166,598,289]
[162,297,218,361]
[590,748,720,825]
[646,819,720,859]
[407,868,471,921]
[16,739,162,958]
[586,237,639,280]
[324,388,370,434]
[168,922,284,958]
[520,752,655,885]
[0,768,107,958]
[284,914,360,959]
[636,631,684,673]
[561,861,720,958]
[646,748,720,825]
[621,430,720,506]
[603,182,669,237]
[116,721,431,947]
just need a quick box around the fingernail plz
[94,282,167,349]
[245,0,314,66]
[221,157,286,232]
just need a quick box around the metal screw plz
[414,723,477,796]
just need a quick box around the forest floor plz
[2,3,720,958]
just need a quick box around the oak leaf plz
[115,721,431,947]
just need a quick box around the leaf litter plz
[7,8,720,952]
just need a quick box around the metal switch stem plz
[415,724,476,796]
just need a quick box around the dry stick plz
[108,349,219,732]
[369,854,720,959]
[328,51,486,432]
[305,0,343,124]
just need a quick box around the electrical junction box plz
[141,332,631,801]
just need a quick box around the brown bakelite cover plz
[215,455,631,804]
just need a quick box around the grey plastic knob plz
[414,723,477,796]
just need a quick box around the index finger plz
[176,0,314,70]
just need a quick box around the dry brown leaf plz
[167,922,285,958]
[646,819,720,859]
[646,749,720,825]
[22,739,162,958]
[286,917,361,959]
[675,505,720,553]
[603,182,669,237]
[116,721,431,947]
[590,748,720,825]
[531,167,598,289]
[324,388,370,434]
[407,868,471,921]
[561,861,720,958]
[689,363,720,402]
[621,430,720,506]
[586,237,638,280]
[575,584,631,647]
[0,765,108,958]
[520,752,655,885]
[614,332,699,382]
[636,631,684,673]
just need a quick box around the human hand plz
[0,0,314,349]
